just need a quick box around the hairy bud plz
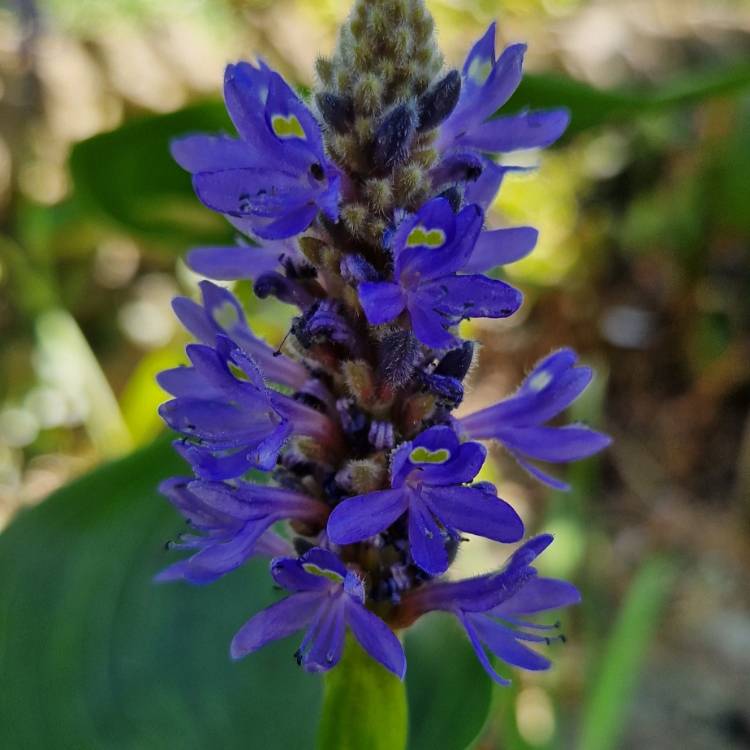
[417,70,461,132]
[372,103,417,171]
[316,92,354,133]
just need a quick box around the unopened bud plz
[316,92,354,133]
[417,70,461,132]
[372,103,417,170]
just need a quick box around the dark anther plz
[435,341,474,381]
[315,92,354,133]
[254,272,314,308]
[417,70,461,132]
[293,649,303,666]
[372,103,417,171]
[309,162,325,181]
[439,186,462,213]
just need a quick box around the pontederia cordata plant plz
[157,0,609,686]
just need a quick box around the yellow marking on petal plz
[468,56,492,86]
[303,563,344,583]
[272,113,306,140]
[406,225,446,249]
[529,371,552,392]
[213,300,239,330]
[409,446,451,465]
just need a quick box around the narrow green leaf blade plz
[318,637,407,750]
[578,556,678,750]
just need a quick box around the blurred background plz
[0,0,749,748]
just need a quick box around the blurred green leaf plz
[578,556,678,750]
[511,63,750,136]
[0,437,494,749]
[318,637,407,750]
[69,102,234,248]
[406,615,493,750]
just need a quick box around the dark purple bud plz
[315,92,354,133]
[435,341,475,381]
[282,255,317,280]
[439,186,462,213]
[378,329,422,387]
[420,372,464,408]
[372,103,417,171]
[340,253,380,283]
[254,272,314,308]
[430,151,483,187]
[417,70,461,132]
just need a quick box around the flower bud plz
[417,70,461,132]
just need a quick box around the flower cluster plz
[158,0,609,684]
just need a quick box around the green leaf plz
[510,63,750,136]
[69,102,233,247]
[0,436,494,749]
[318,637,407,750]
[0,436,321,749]
[578,556,678,750]
[406,615,493,750]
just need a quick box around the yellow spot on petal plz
[406,225,446,249]
[467,56,492,86]
[410,446,450,465]
[528,370,552,392]
[303,563,344,583]
[213,300,239,330]
[272,113,306,140]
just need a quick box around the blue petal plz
[358,281,406,325]
[491,576,581,617]
[469,613,552,671]
[419,274,523,319]
[456,611,511,685]
[495,425,611,463]
[187,244,285,280]
[457,108,570,153]
[462,226,538,273]
[424,485,524,543]
[230,590,322,659]
[327,489,408,544]
[171,134,260,173]
[346,600,406,679]
[300,599,347,672]
[408,497,448,575]
[407,300,456,349]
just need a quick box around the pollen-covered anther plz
[336,457,388,495]
[342,359,376,407]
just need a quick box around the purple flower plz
[155,478,328,584]
[172,61,341,240]
[437,23,569,158]
[403,534,580,684]
[158,287,340,480]
[459,348,611,489]
[357,198,522,349]
[231,548,406,678]
[170,280,308,390]
[327,425,524,575]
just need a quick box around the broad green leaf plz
[318,637,407,750]
[69,102,233,247]
[0,437,321,750]
[406,615,494,750]
[510,64,750,136]
[0,436,494,749]
[578,556,678,750]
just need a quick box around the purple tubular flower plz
[154,478,328,584]
[328,425,524,575]
[186,237,301,281]
[171,61,341,240]
[437,23,569,157]
[459,348,611,489]
[404,534,580,684]
[231,548,406,678]
[158,337,292,479]
[357,198,522,349]
[170,280,308,390]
